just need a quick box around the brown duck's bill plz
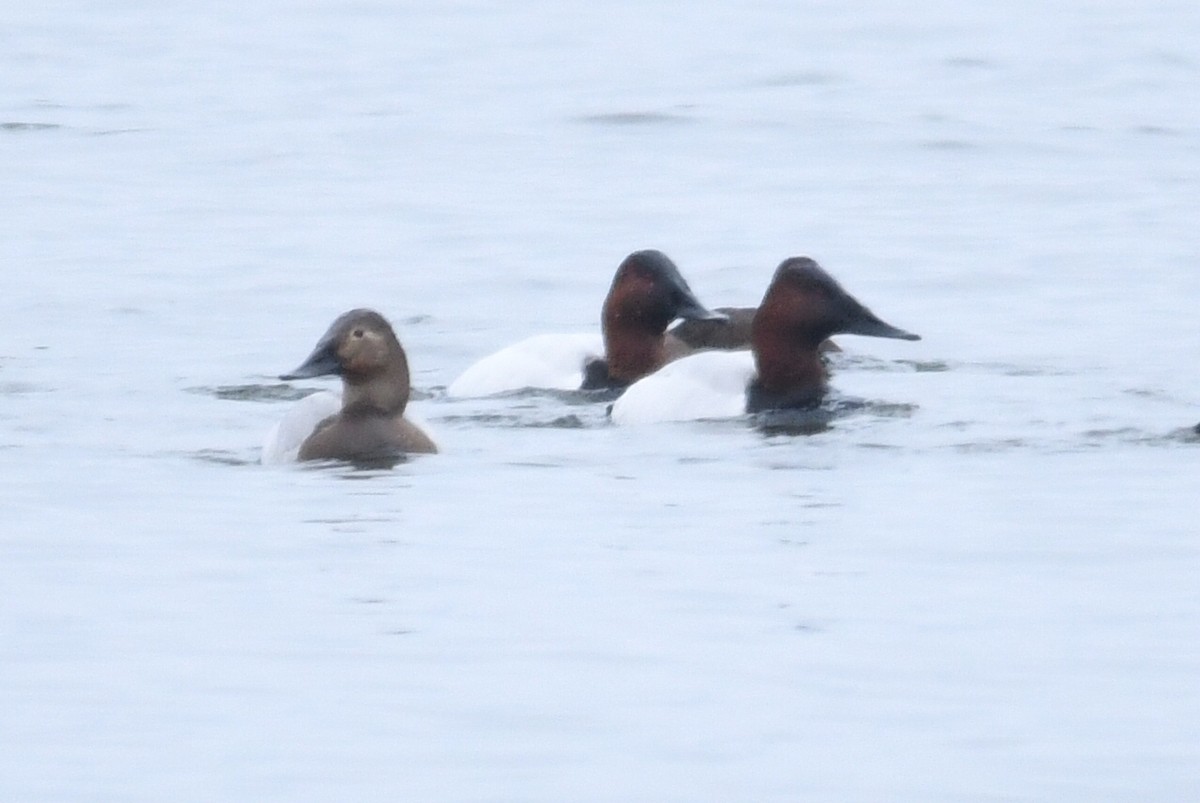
[280,340,342,380]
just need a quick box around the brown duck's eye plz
[352,328,365,338]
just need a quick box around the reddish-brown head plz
[749,258,918,409]
[600,249,723,383]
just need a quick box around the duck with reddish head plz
[747,257,918,411]
[583,249,726,389]
[262,309,437,465]
[447,249,725,398]
[610,257,919,424]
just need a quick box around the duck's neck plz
[749,296,830,411]
[603,330,666,384]
[602,298,672,383]
[341,358,411,417]
[600,271,680,384]
[749,344,827,412]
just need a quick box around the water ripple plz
[576,111,695,126]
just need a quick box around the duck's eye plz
[352,328,365,339]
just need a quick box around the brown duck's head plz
[282,308,413,414]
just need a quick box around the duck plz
[610,257,919,424]
[667,306,758,350]
[446,249,725,397]
[670,305,841,353]
[261,309,437,464]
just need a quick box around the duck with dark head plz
[447,249,729,398]
[582,249,726,390]
[609,256,920,425]
[269,308,436,464]
[746,257,919,412]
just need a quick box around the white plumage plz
[610,350,756,425]
[446,333,605,397]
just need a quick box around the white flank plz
[446,333,605,397]
[610,350,756,425]
[261,390,341,465]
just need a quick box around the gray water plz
[2,1,1198,801]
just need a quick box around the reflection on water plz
[1,121,63,132]
[753,410,834,436]
[0,381,52,395]
[434,412,590,430]
[196,383,439,402]
[195,383,314,402]
[576,111,696,126]
[752,394,918,438]
[188,448,259,467]
[747,71,843,88]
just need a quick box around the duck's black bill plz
[280,340,341,380]
[675,293,727,323]
[844,309,920,341]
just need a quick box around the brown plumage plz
[281,309,436,462]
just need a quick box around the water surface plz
[2,1,1198,800]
